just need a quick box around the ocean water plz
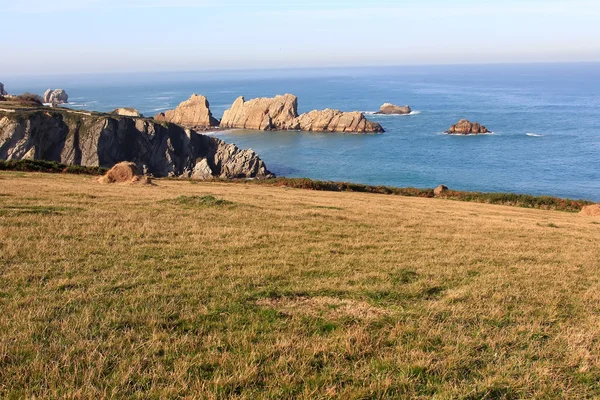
[7,63,600,200]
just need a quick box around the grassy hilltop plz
[1,171,599,398]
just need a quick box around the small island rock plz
[290,109,384,134]
[447,119,489,135]
[43,89,69,104]
[376,103,411,115]
[154,94,219,130]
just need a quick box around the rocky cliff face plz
[290,109,384,133]
[220,94,299,130]
[154,94,219,130]
[220,94,383,133]
[447,119,489,135]
[376,103,411,115]
[0,83,7,96]
[43,89,69,104]
[0,108,272,179]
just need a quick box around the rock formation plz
[0,107,273,180]
[376,103,411,115]
[220,94,383,133]
[434,185,449,196]
[220,94,299,130]
[580,204,600,217]
[154,94,219,130]
[446,119,489,135]
[290,109,384,133]
[112,108,142,117]
[43,89,69,104]
[0,83,7,96]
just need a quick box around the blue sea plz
[8,63,600,200]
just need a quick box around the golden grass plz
[0,171,599,398]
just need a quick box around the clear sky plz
[1,0,599,76]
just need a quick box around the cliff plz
[0,105,272,179]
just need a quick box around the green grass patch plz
[0,159,107,176]
[164,195,235,208]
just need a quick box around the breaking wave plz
[526,133,544,137]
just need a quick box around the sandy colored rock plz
[154,94,219,129]
[112,108,142,117]
[290,109,384,133]
[447,119,489,135]
[580,204,600,217]
[376,103,411,115]
[220,94,298,130]
[43,89,69,104]
[434,185,449,196]
[221,94,383,134]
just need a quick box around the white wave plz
[363,110,421,116]
[526,132,544,137]
[153,107,170,111]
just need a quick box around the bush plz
[0,159,107,176]
[14,92,43,105]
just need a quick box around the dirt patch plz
[98,162,151,185]
[257,296,388,320]
[580,204,600,217]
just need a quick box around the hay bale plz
[580,204,600,217]
[98,162,149,184]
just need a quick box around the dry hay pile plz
[580,204,600,217]
[98,162,151,185]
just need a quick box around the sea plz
[7,63,600,201]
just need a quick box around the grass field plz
[0,172,599,398]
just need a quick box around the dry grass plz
[0,171,599,398]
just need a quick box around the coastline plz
[1,159,593,212]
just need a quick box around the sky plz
[1,0,599,76]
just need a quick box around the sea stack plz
[220,94,384,134]
[375,103,411,115]
[446,119,489,135]
[0,83,7,96]
[43,89,69,104]
[154,94,219,130]
[220,94,299,130]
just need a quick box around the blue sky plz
[1,0,599,76]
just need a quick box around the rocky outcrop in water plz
[154,94,219,130]
[220,94,298,130]
[0,83,7,96]
[290,109,384,133]
[112,108,142,117]
[446,119,489,135]
[43,89,69,104]
[0,107,272,179]
[220,94,383,133]
[375,103,411,115]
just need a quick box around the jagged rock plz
[375,103,411,115]
[447,119,489,135]
[0,107,273,180]
[580,205,600,217]
[43,89,69,104]
[220,94,298,130]
[0,83,7,96]
[290,109,384,134]
[154,94,219,129]
[434,185,449,196]
[191,158,214,179]
[221,94,383,133]
[112,108,142,117]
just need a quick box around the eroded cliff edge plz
[0,106,272,179]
